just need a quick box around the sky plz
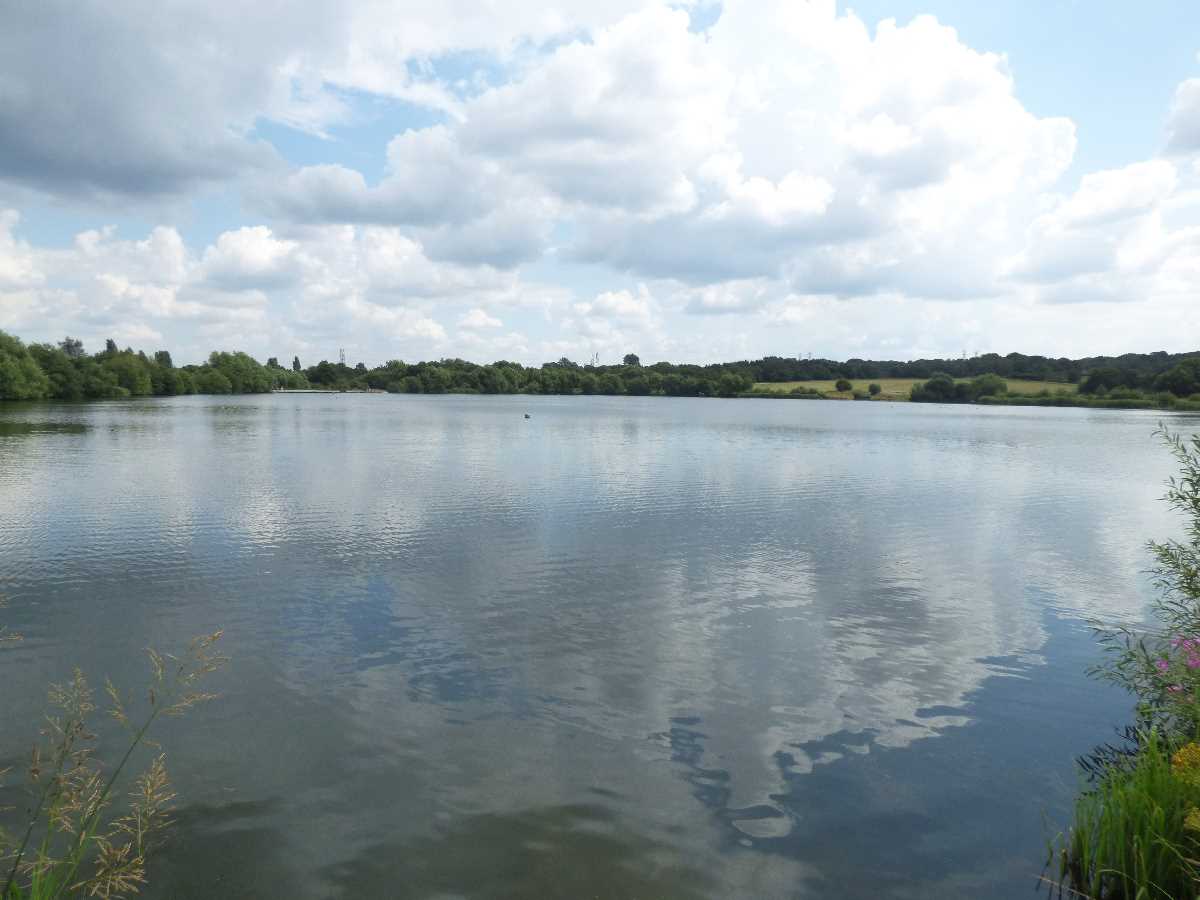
[1,0,1199,366]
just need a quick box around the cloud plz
[459,308,503,330]
[0,216,559,361]
[0,0,672,203]
[577,286,656,324]
[200,226,299,289]
[1006,159,1200,307]
[566,5,1075,293]
[274,1,1070,302]
[1167,78,1200,154]
[4,0,1200,364]
[680,280,771,315]
[0,211,42,289]
[259,128,501,227]
[1054,160,1178,228]
[0,1,302,200]
[256,128,551,267]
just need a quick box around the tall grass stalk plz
[0,632,227,899]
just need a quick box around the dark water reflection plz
[1,395,1197,898]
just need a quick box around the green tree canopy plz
[0,331,51,400]
[59,337,85,359]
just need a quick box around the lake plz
[1,394,1196,898]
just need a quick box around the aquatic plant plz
[0,632,227,899]
[1048,428,1200,898]
[1051,730,1200,899]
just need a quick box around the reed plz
[1048,731,1200,899]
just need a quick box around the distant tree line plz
[2,328,1197,404]
[302,354,754,397]
[909,360,1200,408]
[749,349,1199,385]
[0,331,754,401]
[1076,357,1200,397]
[0,331,308,400]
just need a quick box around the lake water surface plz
[2,395,1197,898]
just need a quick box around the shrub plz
[868,383,881,396]
[834,378,853,392]
[969,374,1007,399]
[910,372,956,402]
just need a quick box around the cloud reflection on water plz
[0,395,1190,897]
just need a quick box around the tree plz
[1156,358,1200,397]
[868,383,882,396]
[0,331,51,400]
[292,356,301,373]
[625,374,652,395]
[598,373,624,394]
[623,353,641,367]
[716,372,747,397]
[968,373,1007,399]
[910,373,956,402]
[835,378,853,392]
[1080,367,1141,395]
[206,351,273,393]
[192,369,232,394]
[266,356,280,369]
[102,352,153,396]
[104,339,119,355]
[154,350,174,369]
[59,337,85,359]
[77,358,125,399]
[30,343,85,400]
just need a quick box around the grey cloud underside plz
[0,0,337,200]
[1009,235,1115,285]
[849,139,957,192]
[569,197,888,291]
[202,267,299,292]
[1035,281,1133,305]
[419,214,549,268]
[0,123,275,200]
[1167,79,1200,154]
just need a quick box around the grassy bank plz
[982,393,1200,411]
[749,377,1200,410]
[751,377,1079,401]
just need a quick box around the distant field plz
[751,377,1079,399]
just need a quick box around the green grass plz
[751,377,1079,400]
[1050,732,1200,900]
